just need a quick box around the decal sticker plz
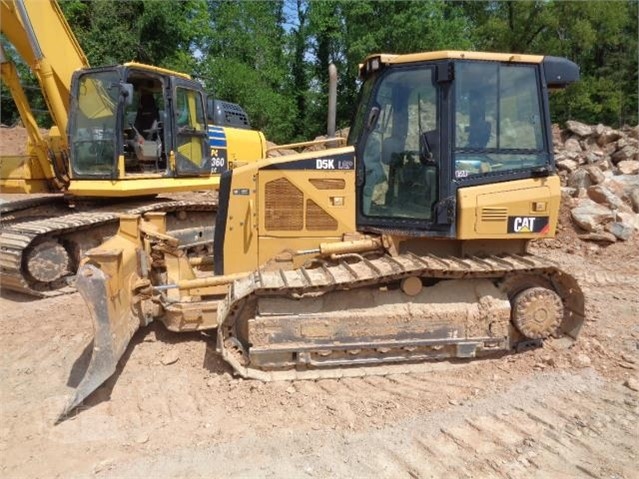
[207,148,227,174]
[262,152,355,171]
[208,126,228,148]
[233,188,250,196]
[316,158,335,169]
[207,126,228,173]
[507,216,550,234]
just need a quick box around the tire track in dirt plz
[92,369,638,479]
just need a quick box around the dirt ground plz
[0,216,638,479]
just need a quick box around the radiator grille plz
[309,178,345,190]
[306,199,338,231]
[265,178,303,231]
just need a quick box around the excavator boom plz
[1,0,89,143]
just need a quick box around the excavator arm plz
[1,0,89,190]
[1,0,89,136]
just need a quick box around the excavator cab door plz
[68,68,122,178]
[172,81,211,176]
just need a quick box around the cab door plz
[173,81,210,176]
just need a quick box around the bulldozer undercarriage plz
[218,252,584,381]
[62,245,584,421]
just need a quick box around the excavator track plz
[218,252,584,381]
[0,199,217,297]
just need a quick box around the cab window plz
[359,67,439,220]
[175,87,208,174]
[454,62,546,179]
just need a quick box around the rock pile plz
[555,121,639,242]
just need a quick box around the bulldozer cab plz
[68,64,211,179]
[351,53,578,238]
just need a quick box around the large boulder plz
[617,160,639,175]
[563,137,582,152]
[586,184,629,211]
[583,165,606,184]
[605,222,634,241]
[556,158,579,173]
[611,145,639,165]
[604,175,639,200]
[618,211,639,230]
[629,188,639,213]
[567,169,593,192]
[565,120,592,137]
[596,128,622,147]
[570,198,615,232]
[624,125,639,140]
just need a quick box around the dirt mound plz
[0,124,51,156]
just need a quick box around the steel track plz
[0,199,217,297]
[218,252,585,380]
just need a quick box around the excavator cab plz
[68,64,211,178]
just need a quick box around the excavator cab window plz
[453,62,547,179]
[173,86,209,175]
[69,70,119,177]
[357,66,439,221]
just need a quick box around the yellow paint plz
[457,176,560,239]
[67,177,221,197]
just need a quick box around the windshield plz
[454,62,546,179]
[70,71,119,177]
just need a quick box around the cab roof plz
[123,62,192,80]
[358,50,544,78]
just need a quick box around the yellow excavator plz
[0,0,266,296]
[62,50,585,418]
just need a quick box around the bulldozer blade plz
[58,263,141,422]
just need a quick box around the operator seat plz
[135,92,160,140]
[381,136,404,166]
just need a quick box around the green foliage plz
[460,0,638,126]
[307,1,474,135]
[59,0,209,72]
[0,40,51,127]
[3,0,637,136]
[199,1,295,143]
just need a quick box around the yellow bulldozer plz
[0,0,266,296]
[62,50,585,418]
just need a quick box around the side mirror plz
[121,83,134,106]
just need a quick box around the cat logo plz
[507,216,550,234]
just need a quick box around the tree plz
[307,1,474,132]
[199,1,295,143]
[59,0,209,72]
[460,0,638,126]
